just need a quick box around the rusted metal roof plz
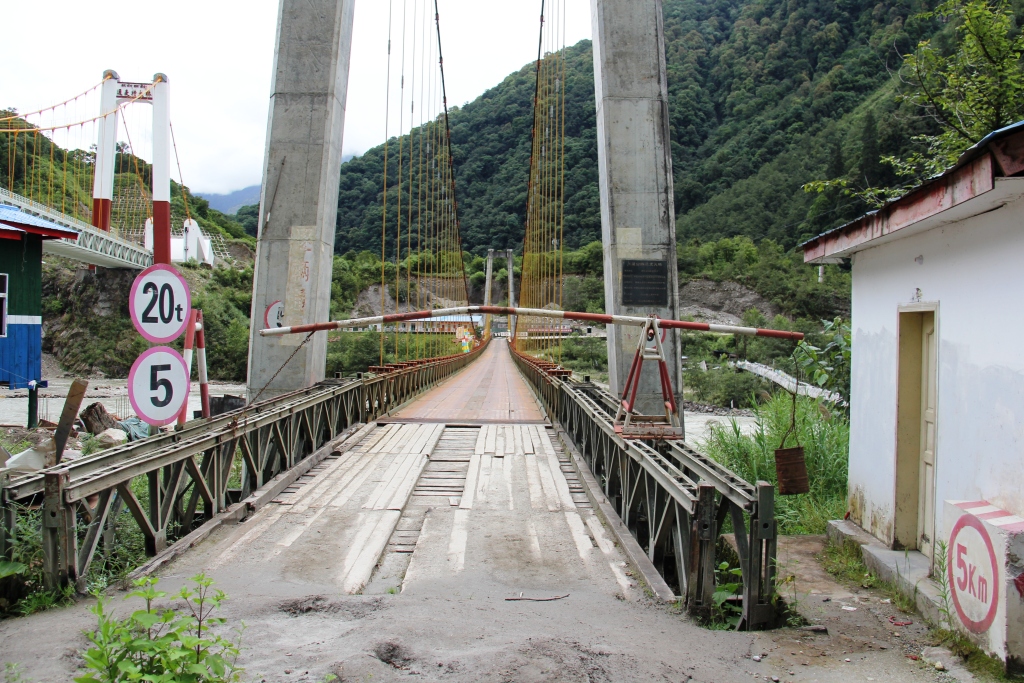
[801,121,1024,263]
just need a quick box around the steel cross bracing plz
[0,187,153,269]
[510,347,778,630]
[0,345,485,589]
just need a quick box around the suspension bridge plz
[1,1,813,670]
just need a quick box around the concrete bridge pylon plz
[247,0,356,398]
[590,0,682,423]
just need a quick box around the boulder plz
[94,428,128,449]
[80,402,117,435]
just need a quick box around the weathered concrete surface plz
[590,0,682,418]
[483,249,495,337]
[247,0,355,397]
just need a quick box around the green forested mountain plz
[335,0,947,257]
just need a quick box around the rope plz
[380,0,394,365]
[0,79,104,123]
[518,0,566,364]
[0,81,156,133]
[170,121,192,222]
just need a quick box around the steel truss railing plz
[511,347,778,630]
[0,342,486,589]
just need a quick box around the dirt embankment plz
[41,260,141,377]
[679,278,781,325]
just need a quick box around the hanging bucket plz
[775,446,809,495]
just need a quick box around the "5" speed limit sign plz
[130,264,191,343]
[128,347,191,426]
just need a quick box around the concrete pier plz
[247,0,356,397]
[590,0,682,419]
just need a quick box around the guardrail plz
[511,348,778,630]
[0,341,487,589]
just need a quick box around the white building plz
[803,122,1024,668]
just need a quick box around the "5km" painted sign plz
[947,514,1000,634]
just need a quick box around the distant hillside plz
[198,184,261,214]
[335,0,946,257]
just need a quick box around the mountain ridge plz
[334,0,942,257]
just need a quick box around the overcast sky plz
[3,0,592,196]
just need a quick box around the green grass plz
[701,392,848,534]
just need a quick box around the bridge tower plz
[90,71,172,264]
[590,0,682,421]
[483,249,495,338]
[247,0,356,398]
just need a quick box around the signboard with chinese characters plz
[621,259,668,307]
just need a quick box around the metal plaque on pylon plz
[621,260,668,306]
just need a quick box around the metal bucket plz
[775,446,809,495]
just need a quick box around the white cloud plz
[4,0,591,195]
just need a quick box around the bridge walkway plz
[186,341,623,599]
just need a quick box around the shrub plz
[76,574,243,683]
[701,392,849,534]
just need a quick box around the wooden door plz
[917,312,937,562]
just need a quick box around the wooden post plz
[42,469,76,588]
[53,379,88,465]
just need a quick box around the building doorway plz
[894,308,938,564]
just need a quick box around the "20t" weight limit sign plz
[129,264,191,343]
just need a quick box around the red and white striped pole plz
[177,309,199,425]
[195,310,211,419]
[259,306,806,341]
[91,70,119,233]
[151,73,172,265]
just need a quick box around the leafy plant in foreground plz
[76,574,243,683]
[711,561,744,629]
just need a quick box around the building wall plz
[849,195,1024,545]
[0,235,43,389]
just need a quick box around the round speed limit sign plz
[128,347,191,426]
[130,264,191,343]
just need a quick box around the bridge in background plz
[0,188,152,270]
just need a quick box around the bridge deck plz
[389,340,545,423]
[140,342,689,677]
[0,342,942,681]
[179,341,625,596]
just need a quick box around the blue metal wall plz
[0,322,42,390]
